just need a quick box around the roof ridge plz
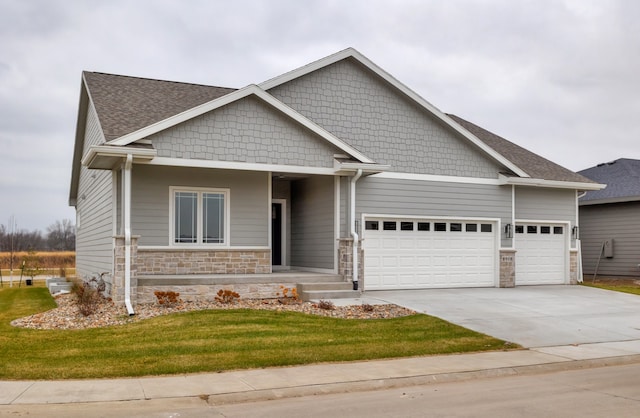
[83,70,236,91]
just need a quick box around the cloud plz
[1,0,639,230]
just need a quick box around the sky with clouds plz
[1,0,639,231]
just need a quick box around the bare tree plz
[46,219,76,251]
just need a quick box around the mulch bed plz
[11,294,417,330]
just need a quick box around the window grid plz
[173,188,228,246]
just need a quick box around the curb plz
[204,354,640,406]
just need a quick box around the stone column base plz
[499,249,516,288]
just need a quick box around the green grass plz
[582,282,640,296]
[0,287,515,380]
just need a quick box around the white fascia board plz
[260,47,529,178]
[335,161,391,173]
[105,84,374,164]
[81,145,157,166]
[147,156,338,176]
[372,171,502,185]
[499,174,606,191]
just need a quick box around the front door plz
[272,202,283,266]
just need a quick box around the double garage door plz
[363,218,497,290]
[363,217,568,290]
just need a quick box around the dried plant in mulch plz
[154,291,182,306]
[215,289,240,304]
[277,285,300,305]
[361,303,375,312]
[72,278,106,317]
[316,300,335,310]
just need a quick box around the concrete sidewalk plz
[2,340,640,407]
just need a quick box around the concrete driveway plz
[367,285,640,348]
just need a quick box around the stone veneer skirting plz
[137,283,288,304]
[338,238,363,284]
[499,249,516,288]
[136,248,271,275]
[570,249,579,285]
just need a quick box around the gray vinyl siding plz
[269,58,505,177]
[580,202,640,277]
[356,177,512,246]
[75,101,114,280]
[131,165,268,247]
[291,176,335,270]
[151,95,341,168]
[515,187,576,223]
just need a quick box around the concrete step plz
[300,289,362,301]
[297,282,353,291]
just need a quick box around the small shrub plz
[362,303,375,312]
[154,291,181,306]
[278,285,299,304]
[215,289,240,304]
[317,300,335,310]
[72,279,103,317]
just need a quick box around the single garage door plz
[515,223,567,285]
[363,218,497,290]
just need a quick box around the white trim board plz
[146,157,341,176]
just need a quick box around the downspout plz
[123,154,135,315]
[576,191,587,283]
[350,169,363,290]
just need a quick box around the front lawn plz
[0,287,514,380]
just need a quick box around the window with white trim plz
[172,188,229,245]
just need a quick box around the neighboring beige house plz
[69,48,603,313]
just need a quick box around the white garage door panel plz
[515,223,566,285]
[364,218,497,290]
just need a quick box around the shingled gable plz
[260,47,530,179]
[104,84,375,164]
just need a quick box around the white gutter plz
[498,174,605,191]
[350,169,363,290]
[123,154,135,315]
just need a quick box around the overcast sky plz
[1,0,639,231]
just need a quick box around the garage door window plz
[383,221,396,231]
[365,221,379,230]
[434,222,447,232]
[466,223,478,232]
[541,226,551,234]
[481,224,492,233]
[554,226,563,234]
[417,222,430,231]
[450,223,462,232]
[515,225,524,234]
[527,225,537,234]
[401,221,414,231]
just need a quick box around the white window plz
[171,187,229,246]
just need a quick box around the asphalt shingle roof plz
[447,114,596,184]
[83,72,236,141]
[578,158,640,202]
